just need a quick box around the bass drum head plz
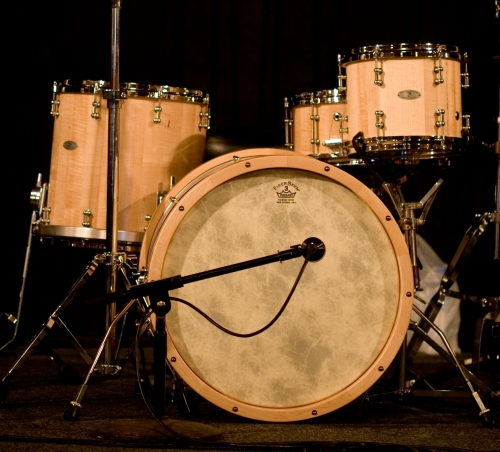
[141,149,413,422]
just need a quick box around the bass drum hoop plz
[141,149,413,422]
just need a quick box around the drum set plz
[1,37,498,428]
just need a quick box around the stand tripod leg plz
[411,305,497,427]
[407,213,493,363]
[64,297,140,420]
[0,255,103,405]
[0,211,37,353]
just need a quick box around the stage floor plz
[0,342,498,452]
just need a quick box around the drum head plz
[141,149,413,422]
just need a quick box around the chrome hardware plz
[334,111,348,145]
[310,96,320,154]
[433,46,444,84]
[41,207,51,225]
[461,52,469,88]
[433,66,444,84]
[169,176,176,191]
[337,54,347,92]
[375,110,385,131]
[91,100,101,118]
[157,190,167,206]
[30,174,44,211]
[82,209,92,228]
[199,96,211,130]
[153,86,163,123]
[91,82,102,119]
[153,105,162,123]
[284,97,294,149]
[3,313,17,324]
[50,81,60,117]
[373,46,384,86]
[462,114,471,132]
[435,109,445,128]
[144,215,152,231]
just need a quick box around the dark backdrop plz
[4,1,499,349]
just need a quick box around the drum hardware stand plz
[0,174,48,354]
[64,282,152,421]
[351,132,498,426]
[0,247,149,406]
[0,212,37,354]
[100,0,122,374]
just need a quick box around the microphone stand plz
[87,237,324,417]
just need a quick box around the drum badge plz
[274,181,299,204]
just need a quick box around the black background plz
[4,0,499,349]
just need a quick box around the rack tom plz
[37,80,210,247]
[341,43,470,162]
[284,89,350,162]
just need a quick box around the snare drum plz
[140,149,413,422]
[284,89,349,160]
[342,43,469,161]
[38,80,210,245]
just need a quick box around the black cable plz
[170,245,313,338]
[132,246,321,448]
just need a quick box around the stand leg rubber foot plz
[64,402,81,421]
[481,410,496,428]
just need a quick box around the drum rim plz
[57,79,207,102]
[140,149,413,422]
[343,42,462,64]
[344,136,462,155]
[286,88,347,107]
[34,224,144,244]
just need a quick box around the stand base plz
[95,418,223,443]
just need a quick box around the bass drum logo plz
[273,181,300,204]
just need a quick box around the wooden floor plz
[0,341,498,452]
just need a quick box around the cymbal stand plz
[351,132,498,425]
[64,267,152,420]
[101,0,122,373]
[2,0,131,406]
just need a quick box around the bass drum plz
[140,149,413,422]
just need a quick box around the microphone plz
[297,237,325,262]
[86,237,326,306]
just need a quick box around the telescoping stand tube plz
[101,0,122,373]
